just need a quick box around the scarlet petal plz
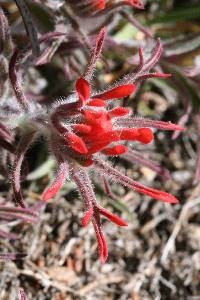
[98,206,128,226]
[118,128,139,141]
[42,181,63,201]
[135,186,179,204]
[66,133,88,154]
[118,128,154,143]
[94,159,180,204]
[102,145,128,156]
[42,162,68,201]
[79,158,94,167]
[86,131,119,145]
[100,231,108,263]
[97,84,136,100]
[124,0,144,9]
[82,207,94,226]
[76,78,91,103]
[83,110,104,123]
[137,128,154,144]
[93,221,108,263]
[73,124,92,134]
[88,99,107,107]
[108,107,130,118]
[87,142,111,155]
[116,117,186,131]
[95,0,106,10]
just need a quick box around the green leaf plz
[27,158,55,180]
[162,62,200,108]
[149,6,200,24]
[27,2,54,32]
[114,23,138,42]
[108,198,136,222]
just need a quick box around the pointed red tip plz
[42,185,60,201]
[79,158,94,167]
[137,128,154,144]
[124,0,145,10]
[95,0,106,10]
[154,121,186,131]
[82,207,94,226]
[73,124,92,134]
[154,192,180,204]
[76,78,91,103]
[42,191,52,201]
[98,84,136,101]
[99,232,108,263]
[88,99,107,107]
[154,73,171,78]
[170,125,186,131]
[102,145,128,156]
[98,205,128,226]
[136,185,180,204]
[108,107,130,118]
[66,133,88,154]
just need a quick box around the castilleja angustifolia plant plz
[4,26,185,263]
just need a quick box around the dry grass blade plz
[14,0,40,57]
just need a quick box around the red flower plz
[69,0,144,16]
[93,0,106,10]
[39,29,185,263]
[95,0,144,11]
[71,77,140,158]
[122,0,144,9]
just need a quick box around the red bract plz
[119,0,144,9]
[94,0,106,10]
[94,0,144,10]
[68,0,144,17]
[10,28,185,263]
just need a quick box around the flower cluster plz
[33,29,183,262]
[0,3,184,262]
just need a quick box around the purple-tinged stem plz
[136,72,171,82]
[9,33,66,107]
[85,27,106,80]
[71,164,95,209]
[123,150,171,180]
[120,11,153,39]
[0,122,13,143]
[94,158,179,204]
[14,0,40,57]
[9,49,29,112]
[100,174,119,200]
[0,252,27,260]
[11,132,36,208]
[193,115,200,185]
[0,205,38,217]
[118,39,163,85]
[172,104,191,140]
[0,229,19,240]
[0,139,15,153]
[92,214,108,263]
[71,163,108,262]
[0,6,11,54]
[42,156,69,201]
[115,117,185,131]
[0,212,36,223]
